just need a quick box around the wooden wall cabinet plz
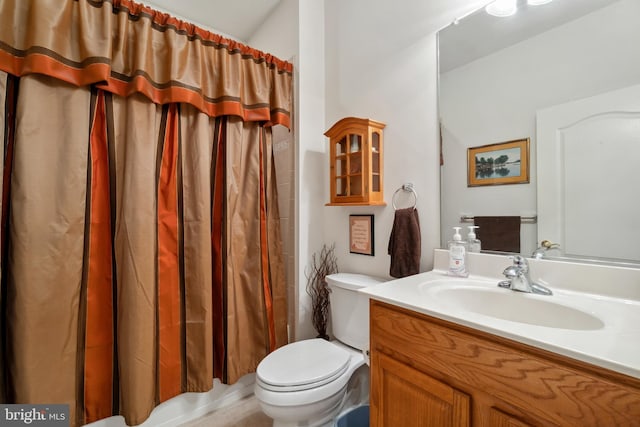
[324,117,385,206]
[370,300,640,427]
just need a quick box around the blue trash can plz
[335,405,369,427]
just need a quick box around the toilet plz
[254,273,385,427]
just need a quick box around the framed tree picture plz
[468,138,530,187]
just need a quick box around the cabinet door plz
[371,352,471,427]
[346,133,363,197]
[330,133,364,203]
[489,407,535,427]
[332,136,348,197]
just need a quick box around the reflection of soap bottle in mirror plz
[467,225,481,253]
[448,227,469,277]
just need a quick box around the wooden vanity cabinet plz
[373,350,471,426]
[370,300,640,427]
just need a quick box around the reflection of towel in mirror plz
[388,208,421,278]
[474,216,521,253]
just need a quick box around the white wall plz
[323,0,488,282]
[440,0,640,255]
[248,0,298,59]
[294,1,328,340]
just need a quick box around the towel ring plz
[392,183,418,210]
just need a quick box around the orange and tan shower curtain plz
[0,1,290,426]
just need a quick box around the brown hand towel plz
[474,216,521,253]
[388,208,421,278]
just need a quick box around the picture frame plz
[467,138,530,187]
[349,214,374,256]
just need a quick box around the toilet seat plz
[254,339,365,408]
[257,338,351,392]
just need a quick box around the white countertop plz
[361,251,640,379]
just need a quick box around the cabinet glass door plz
[335,136,347,196]
[348,134,363,196]
[372,131,381,192]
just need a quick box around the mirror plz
[438,0,640,266]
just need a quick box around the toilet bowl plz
[254,273,385,427]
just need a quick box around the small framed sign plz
[349,214,374,256]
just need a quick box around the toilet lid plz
[256,339,351,391]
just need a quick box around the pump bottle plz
[467,225,481,253]
[448,227,469,277]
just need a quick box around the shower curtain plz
[0,1,291,426]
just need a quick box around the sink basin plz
[425,282,604,331]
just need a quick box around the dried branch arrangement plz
[305,243,338,340]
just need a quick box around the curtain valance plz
[0,0,293,128]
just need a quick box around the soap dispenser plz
[467,225,481,253]
[448,227,469,277]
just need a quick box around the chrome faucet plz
[531,240,560,259]
[498,255,553,296]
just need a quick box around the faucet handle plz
[510,255,528,269]
[540,240,560,249]
[502,265,519,279]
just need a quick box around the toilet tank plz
[326,273,386,351]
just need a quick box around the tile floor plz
[178,394,272,427]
